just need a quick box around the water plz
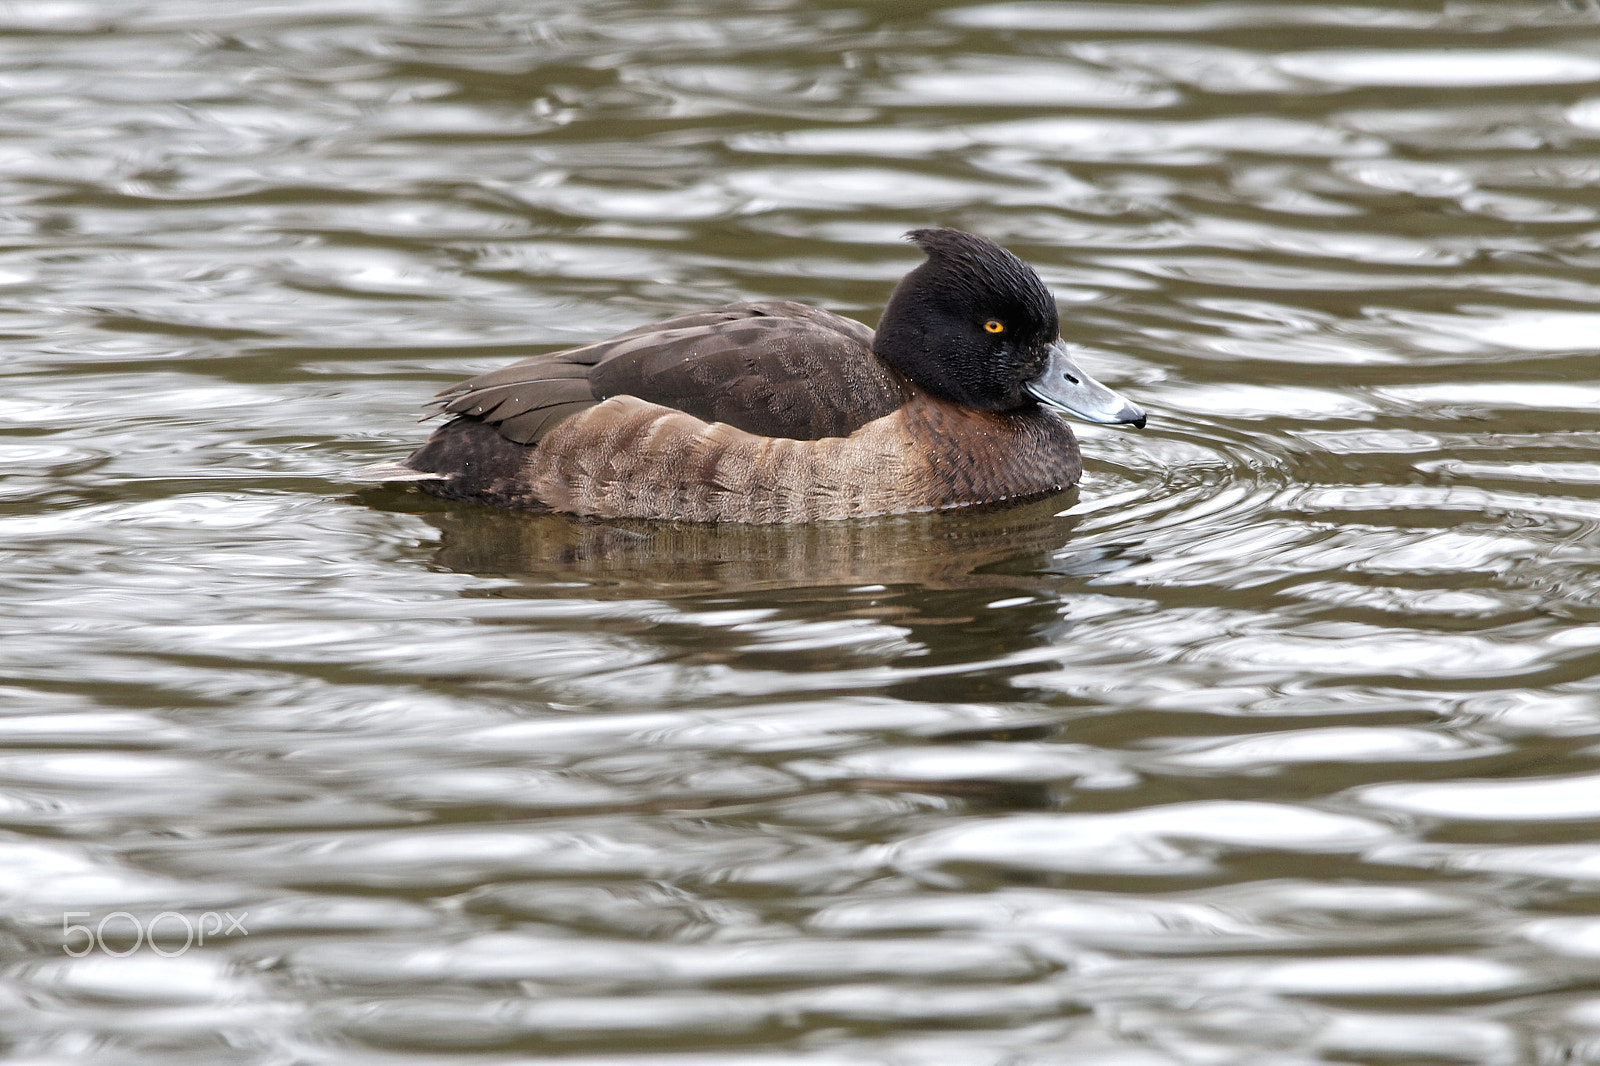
[6,0,1600,1061]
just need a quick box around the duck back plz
[432,301,908,445]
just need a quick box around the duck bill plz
[1026,340,1146,428]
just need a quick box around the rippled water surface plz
[11,0,1600,1062]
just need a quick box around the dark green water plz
[8,1,1600,1061]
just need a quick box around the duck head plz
[873,228,1145,428]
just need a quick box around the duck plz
[356,228,1145,523]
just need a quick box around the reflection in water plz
[404,488,1135,720]
[412,491,1094,593]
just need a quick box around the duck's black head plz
[874,228,1144,427]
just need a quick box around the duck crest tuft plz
[903,228,1057,332]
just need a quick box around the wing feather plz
[425,300,905,448]
[498,400,602,445]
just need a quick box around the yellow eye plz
[983,319,1005,334]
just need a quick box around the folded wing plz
[435,300,910,444]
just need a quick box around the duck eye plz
[983,319,1005,334]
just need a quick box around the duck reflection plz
[399,491,1105,595]
[357,487,1143,812]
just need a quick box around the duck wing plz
[436,301,910,444]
